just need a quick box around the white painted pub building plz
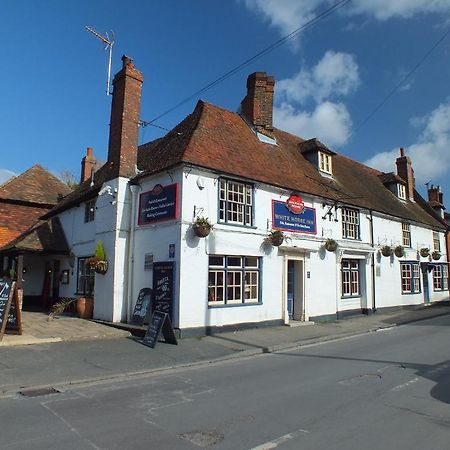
[13,57,450,335]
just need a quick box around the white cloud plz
[277,50,359,103]
[240,0,450,39]
[365,101,450,183]
[274,101,352,147]
[0,169,16,185]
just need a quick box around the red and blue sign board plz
[272,196,316,234]
[138,183,179,225]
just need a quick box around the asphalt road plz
[1,315,449,449]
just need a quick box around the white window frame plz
[208,256,260,306]
[319,151,332,175]
[398,183,406,200]
[400,262,420,294]
[342,208,360,240]
[219,179,253,226]
[402,223,411,247]
[433,231,441,252]
[341,259,360,297]
[433,264,448,291]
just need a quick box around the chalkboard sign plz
[142,311,177,348]
[152,262,175,320]
[0,279,22,340]
[131,288,153,326]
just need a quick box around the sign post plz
[0,279,22,341]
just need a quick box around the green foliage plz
[94,240,107,261]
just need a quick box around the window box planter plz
[432,251,441,260]
[381,245,393,257]
[394,245,404,258]
[420,248,430,258]
[193,217,212,237]
[324,238,338,252]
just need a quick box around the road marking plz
[249,428,309,450]
[391,377,420,391]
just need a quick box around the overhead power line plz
[353,26,450,135]
[144,0,351,126]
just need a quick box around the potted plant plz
[192,216,212,237]
[394,245,404,258]
[48,297,93,320]
[420,247,430,258]
[324,238,338,252]
[267,230,285,247]
[381,245,393,257]
[432,250,441,260]
[87,240,108,274]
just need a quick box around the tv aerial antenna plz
[85,25,115,95]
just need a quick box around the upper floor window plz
[84,199,96,223]
[219,179,253,226]
[433,264,448,291]
[402,223,411,247]
[342,208,360,240]
[400,262,420,294]
[433,231,440,252]
[319,151,332,175]
[398,184,406,200]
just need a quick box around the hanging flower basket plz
[381,245,393,257]
[193,217,212,237]
[268,230,284,247]
[431,251,441,260]
[394,245,404,258]
[324,238,338,252]
[94,260,109,274]
[420,248,430,258]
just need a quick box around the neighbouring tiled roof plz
[378,172,406,185]
[135,100,446,230]
[0,217,69,254]
[0,164,72,206]
[0,202,49,247]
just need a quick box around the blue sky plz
[1,0,450,200]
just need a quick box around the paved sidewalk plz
[0,311,130,347]
[0,303,449,396]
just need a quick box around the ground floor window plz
[433,264,449,291]
[208,256,260,305]
[77,257,95,295]
[341,259,360,297]
[400,262,420,293]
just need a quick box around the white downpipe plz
[126,184,140,322]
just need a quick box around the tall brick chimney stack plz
[396,147,415,201]
[80,147,97,183]
[240,72,275,136]
[428,185,445,218]
[106,55,144,180]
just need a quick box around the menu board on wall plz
[152,262,175,321]
[272,200,317,234]
[138,183,178,225]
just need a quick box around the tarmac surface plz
[0,302,449,397]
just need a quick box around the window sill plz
[341,295,361,299]
[216,222,257,230]
[208,302,262,309]
[401,291,421,295]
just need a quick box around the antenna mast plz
[85,25,115,95]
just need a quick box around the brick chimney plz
[240,72,275,136]
[80,147,97,183]
[428,185,445,218]
[106,55,144,180]
[396,147,415,201]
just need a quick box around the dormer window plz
[319,151,332,175]
[298,138,335,177]
[398,183,406,200]
[378,172,407,201]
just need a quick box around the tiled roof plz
[0,217,69,253]
[0,202,49,247]
[135,100,446,230]
[378,172,406,185]
[0,164,72,206]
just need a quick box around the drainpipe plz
[126,184,140,322]
[369,210,376,312]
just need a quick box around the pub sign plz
[138,183,179,225]
[272,199,317,234]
